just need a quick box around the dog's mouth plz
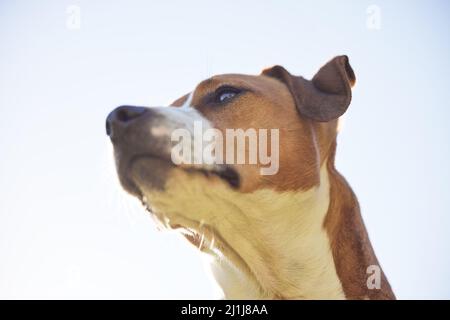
[130,154,241,250]
[183,165,241,189]
[119,153,240,198]
[119,153,243,254]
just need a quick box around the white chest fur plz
[207,166,345,299]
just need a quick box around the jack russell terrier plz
[106,55,395,299]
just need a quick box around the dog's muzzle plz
[106,105,240,196]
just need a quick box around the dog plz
[106,55,395,299]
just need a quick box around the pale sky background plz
[0,0,449,299]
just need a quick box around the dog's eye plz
[219,92,236,102]
[214,87,240,104]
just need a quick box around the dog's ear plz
[262,55,356,122]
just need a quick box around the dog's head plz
[106,55,355,296]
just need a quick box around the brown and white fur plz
[106,55,395,299]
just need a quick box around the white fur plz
[148,102,218,169]
[181,92,193,109]
[139,164,345,300]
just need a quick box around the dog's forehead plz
[196,73,286,95]
[196,74,261,90]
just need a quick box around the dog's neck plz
[209,159,395,300]
[146,150,395,299]
[209,164,345,299]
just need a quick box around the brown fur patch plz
[324,142,395,299]
[184,74,321,192]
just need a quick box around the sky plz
[0,0,449,299]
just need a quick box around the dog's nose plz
[106,106,148,138]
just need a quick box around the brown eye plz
[214,86,241,104]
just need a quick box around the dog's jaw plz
[134,163,346,299]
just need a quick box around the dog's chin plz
[119,156,240,251]
[115,154,240,234]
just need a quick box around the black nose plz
[106,106,148,138]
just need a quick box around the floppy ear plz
[262,55,356,122]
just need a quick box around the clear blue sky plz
[0,0,449,299]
